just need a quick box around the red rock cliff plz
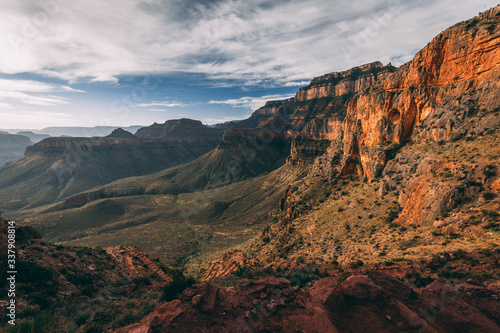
[340,7,500,180]
[287,62,396,166]
[296,62,395,101]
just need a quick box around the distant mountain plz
[0,122,223,211]
[0,132,32,166]
[135,118,225,139]
[16,131,50,143]
[1,126,143,137]
[106,128,137,139]
[38,125,144,137]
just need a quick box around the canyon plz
[0,6,499,333]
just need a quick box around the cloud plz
[0,109,75,128]
[0,79,83,108]
[0,79,84,93]
[0,0,497,129]
[136,101,188,108]
[204,116,250,125]
[0,90,70,106]
[209,93,295,110]
[0,0,496,87]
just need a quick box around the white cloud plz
[136,101,187,108]
[209,93,295,110]
[0,109,75,128]
[204,116,250,125]
[0,90,70,106]
[0,79,84,93]
[0,79,83,108]
[0,0,496,86]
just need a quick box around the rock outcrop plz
[295,62,396,101]
[216,98,296,130]
[115,271,500,332]
[201,250,246,282]
[286,62,395,166]
[107,247,173,282]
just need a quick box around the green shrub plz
[11,313,57,333]
[161,276,196,302]
[133,276,152,287]
[76,311,91,326]
[412,273,435,288]
[94,310,112,324]
[67,273,94,286]
[17,262,53,284]
[113,311,143,328]
[349,260,364,269]
[385,205,401,223]
[483,191,495,200]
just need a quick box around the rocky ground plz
[115,270,500,333]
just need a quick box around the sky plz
[0,0,497,129]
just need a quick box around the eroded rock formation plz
[340,7,500,180]
[295,62,395,101]
[115,271,500,332]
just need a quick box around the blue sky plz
[0,0,497,129]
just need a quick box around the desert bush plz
[385,205,401,223]
[17,262,54,284]
[349,260,364,269]
[405,272,435,288]
[483,191,495,200]
[11,313,58,333]
[133,276,152,287]
[161,276,196,302]
[76,311,91,326]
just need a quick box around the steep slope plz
[0,132,32,166]
[338,8,500,180]
[242,6,500,272]
[218,62,396,134]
